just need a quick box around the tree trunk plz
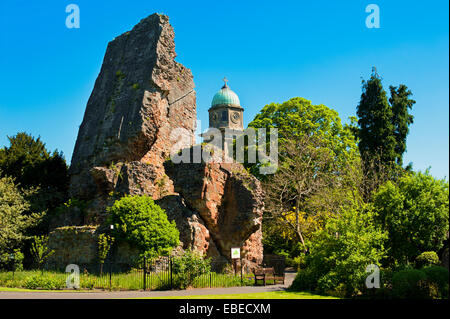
[295,206,307,252]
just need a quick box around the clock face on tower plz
[209,80,244,131]
[231,111,241,124]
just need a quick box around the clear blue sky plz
[0,0,448,179]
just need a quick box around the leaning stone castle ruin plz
[48,13,264,269]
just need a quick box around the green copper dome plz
[211,83,241,107]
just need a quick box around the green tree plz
[356,69,415,197]
[30,235,55,271]
[290,204,387,297]
[262,134,361,252]
[373,171,449,265]
[0,248,24,271]
[107,195,179,258]
[0,132,69,234]
[97,234,115,275]
[389,84,415,167]
[0,175,41,255]
[247,97,358,178]
[246,97,361,256]
[0,132,49,186]
[0,132,68,192]
[356,68,397,170]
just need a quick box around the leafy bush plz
[80,273,96,290]
[23,275,65,290]
[0,249,24,271]
[373,171,449,265]
[292,255,307,271]
[107,195,179,258]
[289,205,387,297]
[422,266,449,298]
[289,267,319,293]
[374,266,449,299]
[0,133,69,235]
[391,269,429,298]
[415,251,440,268]
[172,250,211,289]
[0,175,41,254]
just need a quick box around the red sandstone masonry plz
[59,13,263,267]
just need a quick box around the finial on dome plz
[222,77,228,88]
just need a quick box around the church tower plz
[208,78,244,132]
[205,78,244,156]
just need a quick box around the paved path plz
[0,272,297,299]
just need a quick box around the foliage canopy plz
[291,205,387,297]
[0,175,41,254]
[107,195,179,258]
[373,171,449,265]
[247,97,362,256]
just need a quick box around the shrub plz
[384,266,449,299]
[289,205,387,297]
[415,251,440,268]
[80,273,96,290]
[373,171,449,265]
[0,249,24,271]
[172,250,211,289]
[23,275,65,290]
[391,269,428,298]
[379,267,394,288]
[289,267,320,292]
[292,255,307,271]
[422,266,449,298]
[0,175,41,254]
[317,272,347,298]
[107,195,179,258]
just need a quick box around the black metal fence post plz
[240,258,243,286]
[109,261,112,291]
[143,257,147,291]
[169,257,173,289]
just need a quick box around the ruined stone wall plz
[69,13,196,201]
[60,13,264,268]
[48,226,98,266]
[165,159,264,265]
[47,226,142,268]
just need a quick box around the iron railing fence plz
[1,255,286,290]
[37,258,248,290]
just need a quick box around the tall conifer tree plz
[356,68,415,198]
[389,85,415,166]
[357,68,397,168]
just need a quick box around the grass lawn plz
[152,291,339,299]
[0,270,249,291]
[0,286,338,299]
